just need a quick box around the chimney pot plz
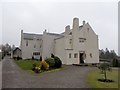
[83,20,85,25]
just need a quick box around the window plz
[69,53,71,58]
[34,44,36,48]
[40,45,41,48]
[90,53,92,58]
[69,32,72,35]
[74,53,78,58]
[79,38,86,43]
[69,39,72,44]
[33,52,40,55]
[26,40,28,46]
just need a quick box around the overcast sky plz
[1,0,119,55]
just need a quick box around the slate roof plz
[46,33,64,37]
[46,32,64,40]
[54,36,65,40]
[23,33,43,40]
[13,47,21,54]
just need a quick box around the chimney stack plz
[73,17,79,30]
[65,25,70,35]
[43,29,47,34]
[65,25,70,31]
[83,20,85,25]
[21,29,23,34]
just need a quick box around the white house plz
[20,17,99,65]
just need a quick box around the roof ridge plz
[23,33,43,36]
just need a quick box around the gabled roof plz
[46,32,64,40]
[23,33,43,40]
[13,47,21,53]
[79,25,83,30]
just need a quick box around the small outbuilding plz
[11,47,22,59]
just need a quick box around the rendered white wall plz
[55,37,66,64]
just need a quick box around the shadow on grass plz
[97,79,114,83]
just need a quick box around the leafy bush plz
[98,63,112,81]
[54,56,62,68]
[32,61,42,71]
[51,53,55,58]
[45,58,55,67]
[34,66,41,73]
[45,54,62,68]
[41,60,49,70]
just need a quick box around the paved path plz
[2,57,96,88]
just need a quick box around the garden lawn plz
[86,68,119,88]
[15,60,40,70]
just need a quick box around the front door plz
[79,52,85,64]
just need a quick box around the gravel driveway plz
[2,57,95,88]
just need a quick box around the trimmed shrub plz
[51,53,55,58]
[54,56,62,68]
[45,58,55,67]
[41,60,49,70]
[40,56,42,61]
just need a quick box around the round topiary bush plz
[45,58,55,67]
[54,56,62,68]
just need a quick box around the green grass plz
[15,60,40,70]
[86,68,119,88]
[15,60,64,75]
